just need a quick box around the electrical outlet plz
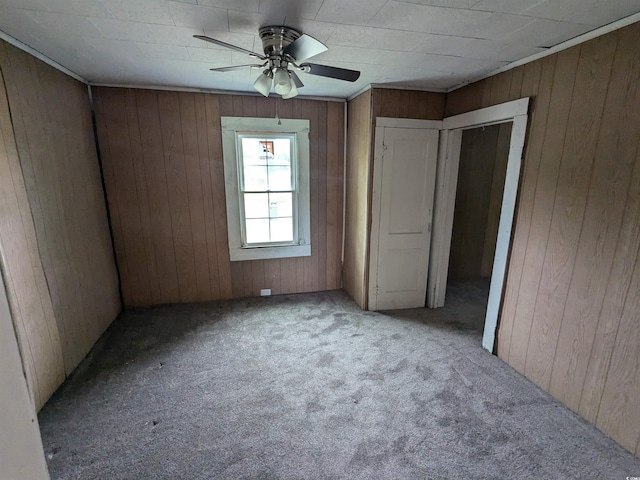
[260,289,271,296]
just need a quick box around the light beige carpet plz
[39,280,640,479]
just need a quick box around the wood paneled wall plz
[449,123,510,279]
[94,88,344,306]
[0,41,120,409]
[0,67,64,411]
[371,88,445,124]
[344,88,446,308]
[446,23,640,455]
[343,90,372,307]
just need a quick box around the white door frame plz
[426,98,530,352]
[369,118,443,310]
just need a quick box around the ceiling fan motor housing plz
[259,26,301,61]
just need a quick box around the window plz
[221,117,311,261]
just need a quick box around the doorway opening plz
[447,123,512,330]
[428,98,530,352]
[367,100,529,353]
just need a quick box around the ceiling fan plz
[194,26,361,99]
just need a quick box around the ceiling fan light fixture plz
[274,67,292,95]
[281,81,298,99]
[253,69,273,97]
[195,26,362,97]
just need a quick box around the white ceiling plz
[0,0,639,98]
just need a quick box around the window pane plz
[272,138,291,165]
[244,193,269,219]
[269,193,292,218]
[245,219,270,244]
[237,134,297,245]
[270,217,293,242]
[243,165,268,191]
[241,138,268,165]
[268,166,291,191]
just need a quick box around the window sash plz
[236,133,299,247]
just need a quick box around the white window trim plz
[221,116,311,261]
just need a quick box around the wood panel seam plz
[502,59,547,362]
[4,62,64,367]
[545,35,619,400]
[522,49,581,383]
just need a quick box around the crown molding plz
[89,82,346,102]
[447,12,640,92]
[0,30,87,84]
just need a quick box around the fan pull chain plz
[275,97,281,125]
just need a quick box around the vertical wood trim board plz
[0,40,121,409]
[445,22,640,454]
[0,238,49,480]
[94,88,345,306]
[344,90,372,307]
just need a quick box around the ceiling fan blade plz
[210,64,265,72]
[289,70,304,88]
[301,63,361,82]
[194,35,265,60]
[284,34,328,63]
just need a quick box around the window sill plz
[229,244,311,261]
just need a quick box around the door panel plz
[370,127,439,310]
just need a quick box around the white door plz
[369,127,439,310]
